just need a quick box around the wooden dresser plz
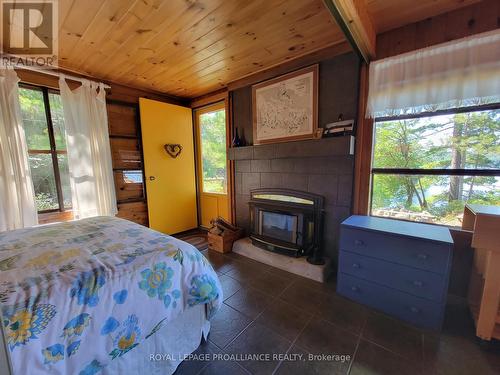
[462,204,500,342]
[337,215,454,330]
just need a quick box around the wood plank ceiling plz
[58,0,345,98]
[54,0,481,99]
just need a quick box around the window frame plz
[369,103,500,227]
[20,83,70,214]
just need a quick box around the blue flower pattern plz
[0,216,222,373]
[42,343,64,364]
[188,275,220,306]
[109,315,141,359]
[113,290,128,304]
[69,267,106,307]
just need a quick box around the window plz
[19,84,71,213]
[370,106,500,227]
[198,107,227,194]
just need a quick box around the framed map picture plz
[252,65,318,144]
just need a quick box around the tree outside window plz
[371,108,500,226]
[19,85,71,213]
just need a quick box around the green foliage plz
[200,110,227,193]
[372,109,500,226]
[19,88,66,150]
[35,193,58,211]
[19,87,71,211]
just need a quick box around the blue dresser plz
[337,215,454,330]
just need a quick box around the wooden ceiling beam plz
[322,0,376,62]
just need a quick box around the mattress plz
[0,216,222,374]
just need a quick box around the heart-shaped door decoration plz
[164,143,183,158]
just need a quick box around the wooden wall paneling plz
[375,0,500,59]
[110,138,142,170]
[16,68,186,106]
[107,103,137,136]
[352,62,372,215]
[107,99,149,225]
[190,89,228,109]
[113,171,144,202]
[116,201,149,226]
[105,82,187,106]
[365,0,481,34]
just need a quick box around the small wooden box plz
[208,229,243,253]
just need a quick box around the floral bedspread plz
[0,216,222,375]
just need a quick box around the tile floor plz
[174,250,500,375]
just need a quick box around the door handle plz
[149,176,156,181]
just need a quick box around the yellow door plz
[195,102,230,228]
[139,98,197,234]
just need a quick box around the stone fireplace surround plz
[229,136,354,262]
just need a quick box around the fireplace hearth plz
[248,188,325,264]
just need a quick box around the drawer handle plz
[352,263,360,269]
[409,306,420,313]
[354,240,364,246]
[351,286,359,292]
[412,280,423,287]
[416,253,428,260]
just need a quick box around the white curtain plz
[0,68,38,231]
[59,76,117,219]
[366,29,500,118]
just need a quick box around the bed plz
[0,216,222,375]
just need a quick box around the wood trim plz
[251,64,319,145]
[322,0,376,62]
[225,96,234,225]
[190,89,228,109]
[193,100,233,225]
[353,62,372,215]
[228,42,351,91]
[228,91,236,224]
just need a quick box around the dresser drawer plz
[339,251,448,303]
[340,226,451,274]
[337,273,444,330]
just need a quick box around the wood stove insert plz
[248,188,325,264]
